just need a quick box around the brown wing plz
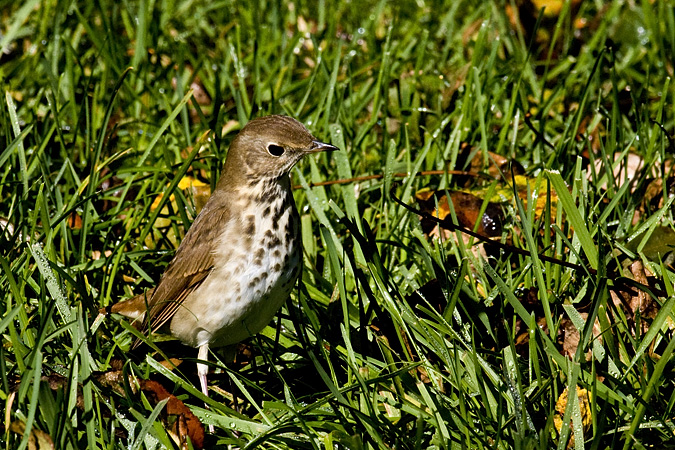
[133,196,229,347]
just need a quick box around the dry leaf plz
[140,379,205,450]
[37,366,204,449]
[415,189,505,238]
[633,175,675,224]
[530,0,567,16]
[150,176,210,212]
[610,260,659,327]
[68,212,82,229]
[9,421,54,450]
[148,175,211,249]
[505,0,585,61]
[553,386,592,448]
[588,152,644,191]
[559,313,601,360]
[457,145,524,183]
[189,75,211,107]
[172,68,212,122]
[91,250,112,261]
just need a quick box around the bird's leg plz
[197,344,215,433]
[197,343,210,397]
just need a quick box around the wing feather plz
[132,196,229,347]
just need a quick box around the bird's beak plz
[308,140,339,153]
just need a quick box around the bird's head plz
[223,115,338,184]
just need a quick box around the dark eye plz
[267,144,285,157]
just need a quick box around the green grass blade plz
[547,170,599,270]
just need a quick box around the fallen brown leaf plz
[415,189,504,238]
[9,421,54,450]
[141,379,205,449]
[27,366,205,449]
[610,260,659,330]
[559,313,602,360]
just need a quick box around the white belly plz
[169,197,301,348]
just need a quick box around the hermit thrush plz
[105,115,337,397]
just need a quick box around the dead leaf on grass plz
[587,152,645,191]
[172,69,212,122]
[559,313,602,360]
[632,174,675,225]
[457,145,525,183]
[150,176,210,214]
[610,260,660,331]
[415,188,505,239]
[141,379,205,450]
[9,421,54,450]
[553,386,592,449]
[32,365,205,449]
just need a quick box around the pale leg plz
[197,344,215,433]
[197,343,210,397]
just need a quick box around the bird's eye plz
[267,143,285,157]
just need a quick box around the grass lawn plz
[2,0,675,448]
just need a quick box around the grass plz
[2,0,675,448]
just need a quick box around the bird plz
[104,115,338,398]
